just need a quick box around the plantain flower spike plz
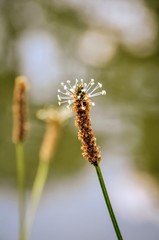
[37,106,72,162]
[57,78,106,166]
[12,76,28,144]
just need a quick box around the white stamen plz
[58,96,72,100]
[86,82,94,92]
[59,100,72,105]
[58,90,70,96]
[81,79,84,86]
[89,91,105,98]
[67,80,73,89]
[85,79,95,92]
[57,95,61,101]
[63,85,74,95]
[89,82,102,95]
[58,79,106,108]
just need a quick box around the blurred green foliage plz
[0,0,159,186]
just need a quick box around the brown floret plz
[12,76,28,144]
[73,93,101,166]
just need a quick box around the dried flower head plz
[12,76,28,144]
[37,106,72,125]
[57,79,106,165]
[37,106,72,162]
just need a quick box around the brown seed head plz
[58,79,106,165]
[72,85,101,165]
[12,76,28,144]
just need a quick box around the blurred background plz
[0,0,159,239]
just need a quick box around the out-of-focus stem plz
[27,160,49,238]
[28,121,60,238]
[16,143,26,240]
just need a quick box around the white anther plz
[98,83,102,88]
[57,95,61,101]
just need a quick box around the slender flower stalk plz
[58,79,123,240]
[27,107,72,238]
[95,165,123,240]
[12,76,28,240]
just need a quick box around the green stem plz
[95,164,123,240]
[28,160,49,238]
[16,143,26,240]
